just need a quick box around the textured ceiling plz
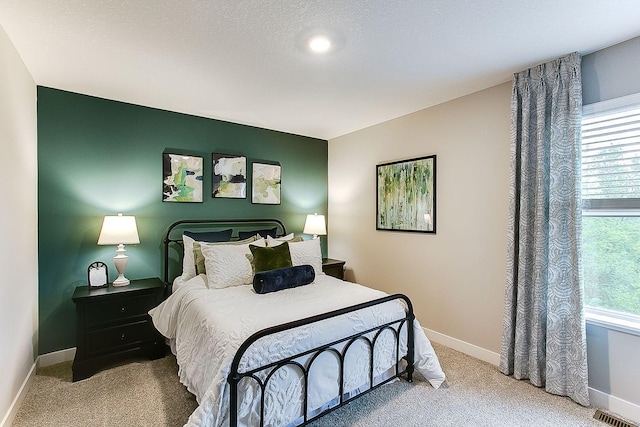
[1,0,640,140]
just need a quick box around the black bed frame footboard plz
[227,294,415,427]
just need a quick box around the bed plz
[150,219,445,427]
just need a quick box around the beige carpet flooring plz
[12,343,608,427]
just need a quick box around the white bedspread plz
[149,274,445,427]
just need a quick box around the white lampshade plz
[97,213,139,287]
[98,214,140,245]
[303,213,327,238]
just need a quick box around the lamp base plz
[112,245,130,287]
[112,274,130,287]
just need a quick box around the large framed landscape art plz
[376,155,436,233]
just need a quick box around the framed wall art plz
[212,153,246,198]
[252,162,281,205]
[162,153,203,202]
[376,154,436,233]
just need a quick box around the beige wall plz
[0,24,38,426]
[329,43,640,421]
[328,82,511,354]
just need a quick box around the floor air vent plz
[594,409,637,427]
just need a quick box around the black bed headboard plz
[162,218,287,284]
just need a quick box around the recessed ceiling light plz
[308,35,331,53]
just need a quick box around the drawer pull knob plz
[121,333,126,340]
[120,307,126,312]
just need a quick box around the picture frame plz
[212,153,247,198]
[87,261,109,288]
[162,153,203,202]
[376,154,436,233]
[251,162,281,205]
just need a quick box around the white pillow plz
[288,238,323,276]
[266,234,304,247]
[194,235,259,275]
[182,234,258,280]
[201,238,266,289]
[270,233,294,242]
[181,234,198,281]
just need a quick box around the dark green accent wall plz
[37,87,328,355]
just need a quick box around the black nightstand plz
[72,277,166,381]
[322,258,346,280]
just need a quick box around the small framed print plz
[212,153,247,198]
[88,261,109,288]
[252,162,281,205]
[162,153,204,202]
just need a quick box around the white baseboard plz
[0,362,36,427]
[37,347,76,368]
[1,348,76,426]
[590,387,640,424]
[423,327,500,366]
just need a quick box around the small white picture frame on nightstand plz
[88,261,108,288]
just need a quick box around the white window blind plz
[581,94,640,325]
[581,105,640,204]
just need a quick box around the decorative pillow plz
[183,229,233,242]
[253,265,315,294]
[274,232,295,241]
[180,230,233,281]
[201,239,266,289]
[194,235,258,275]
[238,227,277,240]
[266,234,304,246]
[181,235,198,281]
[288,238,323,276]
[249,242,293,273]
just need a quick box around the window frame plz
[581,93,640,335]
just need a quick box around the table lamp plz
[97,213,140,286]
[303,213,327,239]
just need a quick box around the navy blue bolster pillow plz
[253,265,315,294]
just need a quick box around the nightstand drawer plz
[86,293,157,328]
[85,320,154,356]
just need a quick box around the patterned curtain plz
[499,52,589,406]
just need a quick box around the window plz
[581,93,640,334]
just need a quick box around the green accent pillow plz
[250,242,293,273]
[193,236,258,275]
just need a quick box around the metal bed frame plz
[162,218,287,286]
[161,219,415,427]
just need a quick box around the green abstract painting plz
[162,153,204,202]
[212,153,246,199]
[377,155,436,233]
[252,162,281,204]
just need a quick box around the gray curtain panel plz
[499,52,589,406]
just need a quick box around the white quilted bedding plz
[149,273,445,427]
